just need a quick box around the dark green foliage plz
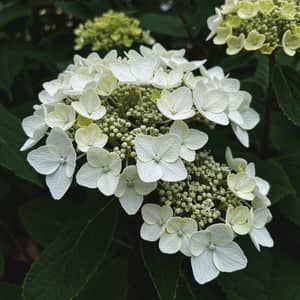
[0,1,299,300]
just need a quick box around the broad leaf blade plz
[0,105,42,186]
[272,65,300,127]
[141,242,181,300]
[22,200,118,300]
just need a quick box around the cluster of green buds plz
[158,151,242,228]
[74,10,154,51]
[207,0,300,55]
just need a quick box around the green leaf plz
[140,13,188,38]
[0,4,31,29]
[19,197,83,247]
[141,242,181,300]
[272,65,300,127]
[0,282,22,300]
[277,152,300,226]
[255,159,295,204]
[218,245,300,300]
[76,256,128,300]
[0,105,42,186]
[22,200,118,300]
[0,42,24,93]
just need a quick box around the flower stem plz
[261,54,276,158]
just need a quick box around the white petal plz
[255,177,270,196]
[180,145,196,162]
[27,145,60,175]
[253,208,272,229]
[119,187,143,215]
[213,242,247,272]
[137,160,162,183]
[46,128,74,157]
[97,172,119,196]
[181,235,192,257]
[202,111,229,126]
[154,134,180,162]
[140,223,164,242]
[170,120,189,141]
[249,227,274,251]
[20,138,39,152]
[76,163,104,188]
[172,87,193,112]
[134,179,157,196]
[141,203,172,224]
[134,135,155,162]
[207,224,234,246]
[159,159,187,182]
[130,57,158,82]
[108,152,122,175]
[46,165,72,200]
[110,62,136,83]
[240,108,260,130]
[159,233,182,254]
[185,129,208,150]
[191,249,220,285]
[190,231,210,257]
[86,147,108,168]
[231,124,249,147]
[90,106,106,120]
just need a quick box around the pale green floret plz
[158,152,242,229]
[237,1,259,19]
[226,33,245,55]
[74,10,154,51]
[244,30,266,50]
[280,2,296,20]
[258,0,275,14]
[209,0,300,55]
[214,26,233,44]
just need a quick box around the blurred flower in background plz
[207,0,300,56]
[74,10,154,51]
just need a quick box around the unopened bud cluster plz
[158,151,242,228]
[74,10,154,51]
[208,0,300,56]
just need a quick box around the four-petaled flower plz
[76,147,121,196]
[135,134,187,183]
[159,217,198,256]
[140,204,173,241]
[115,166,157,215]
[190,224,247,285]
[170,120,208,162]
[71,90,106,120]
[75,123,108,152]
[157,87,195,120]
[27,128,76,200]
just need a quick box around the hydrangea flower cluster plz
[207,0,300,55]
[21,43,272,285]
[74,10,154,51]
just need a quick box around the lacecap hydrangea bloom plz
[74,10,154,51]
[21,43,272,285]
[207,0,300,55]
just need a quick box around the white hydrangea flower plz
[159,217,198,256]
[71,90,106,121]
[20,105,48,151]
[75,123,108,152]
[157,87,195,120]
[151,68,183,89]
[221,0,239,14]
[170,120,208,162]
[76,147,121,196]
[225,147,248,172]
[183,72,202,90]
[229,92,260,147]
[46,103,76,131]
[226,206,253,235]
[206,8,223,41]
[110,56,159,85]
[135,134,187,183]
[227,172,257,200]
[249,208,274,251]
[140,204,173,241]
[27,128,76,200]
[190,224,247,285]
[115,166,157,215]
[226,148,271,207]
[193,80,229,125]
